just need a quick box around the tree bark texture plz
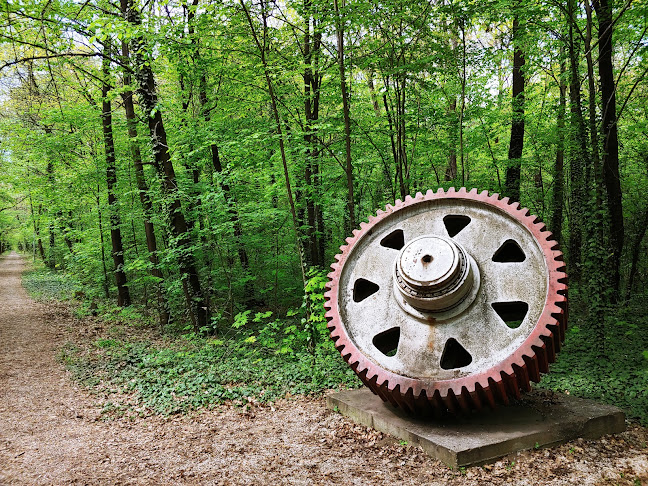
[121,39,169,326]
[102,51,131,307]
[334,0,356,232]
[594,0,624,297]
[566,1,588,281]
[551,61,566,246]
[125,0,207,329]
[505,13,525,203]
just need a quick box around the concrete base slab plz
[327,388,626,467]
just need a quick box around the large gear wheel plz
[324,188,568,415]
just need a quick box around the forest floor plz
[1,252,647,485]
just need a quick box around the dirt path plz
[0,252,647,485]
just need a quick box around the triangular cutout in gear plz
[493,239,526,262]
[440,338,472,370]
[353,278,379,302]
[373,327,400,357]
[380,229,405,250]
[443,215,471,237]
[492,301,529,329]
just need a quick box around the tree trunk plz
[302,1,322,267]
[102,50,131,307]
[334,0,356,232]
[566,0,588,282]
[96,186,110,298]
[383,92,406,199]
[125,0,207,330]
[45,160,56,269]
[445,97,458,181]
[121,39,170,326]
[505,11,525,202]
[186,0,251,288]
[594,0,624,297]
[551,60,566,245]
[239,0,307,288]
[28,195,46,262]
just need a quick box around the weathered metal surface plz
[324,188,568,415]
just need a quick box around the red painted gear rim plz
[323,188,568,415]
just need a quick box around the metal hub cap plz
[324,188,568,415]
[395,235,477,314]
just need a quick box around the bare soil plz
[0,252,647,485]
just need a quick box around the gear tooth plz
[359,221,369,230]
[351,229,360,237]
[523,354,541,382]
[345,236,354,244]
[447,187,456,195]
[404,194,413,203]
[394,199,403,207]
[532,343,550,373]
[415,191,423,199]
[488,377,509,405]
[443,389,459,414]
[502,370,522,399]
[514,363,531,392]
[467,386,483,411]
[402,387,419,414]
[457,187,467,194]
[500,196,510,205]
[479,189,489,198]
[459,386,476,412]
[375,209,384,216]
[467,188,478,195]
[335,251,343,260]
[345,353,358,367]
[476,381,497,409]
[391,385,416,415]
[426,189,436,197]
[541,333,557,363]
[410,388,431,415]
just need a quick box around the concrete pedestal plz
[327,388,625,467]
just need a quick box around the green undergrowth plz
[22,262,79,301]
[539,291,648,425]
[59,336,359,416]
[25,264,360,416]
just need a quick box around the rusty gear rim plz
[324,188,568,415]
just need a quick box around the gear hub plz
[324,188,568,415]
